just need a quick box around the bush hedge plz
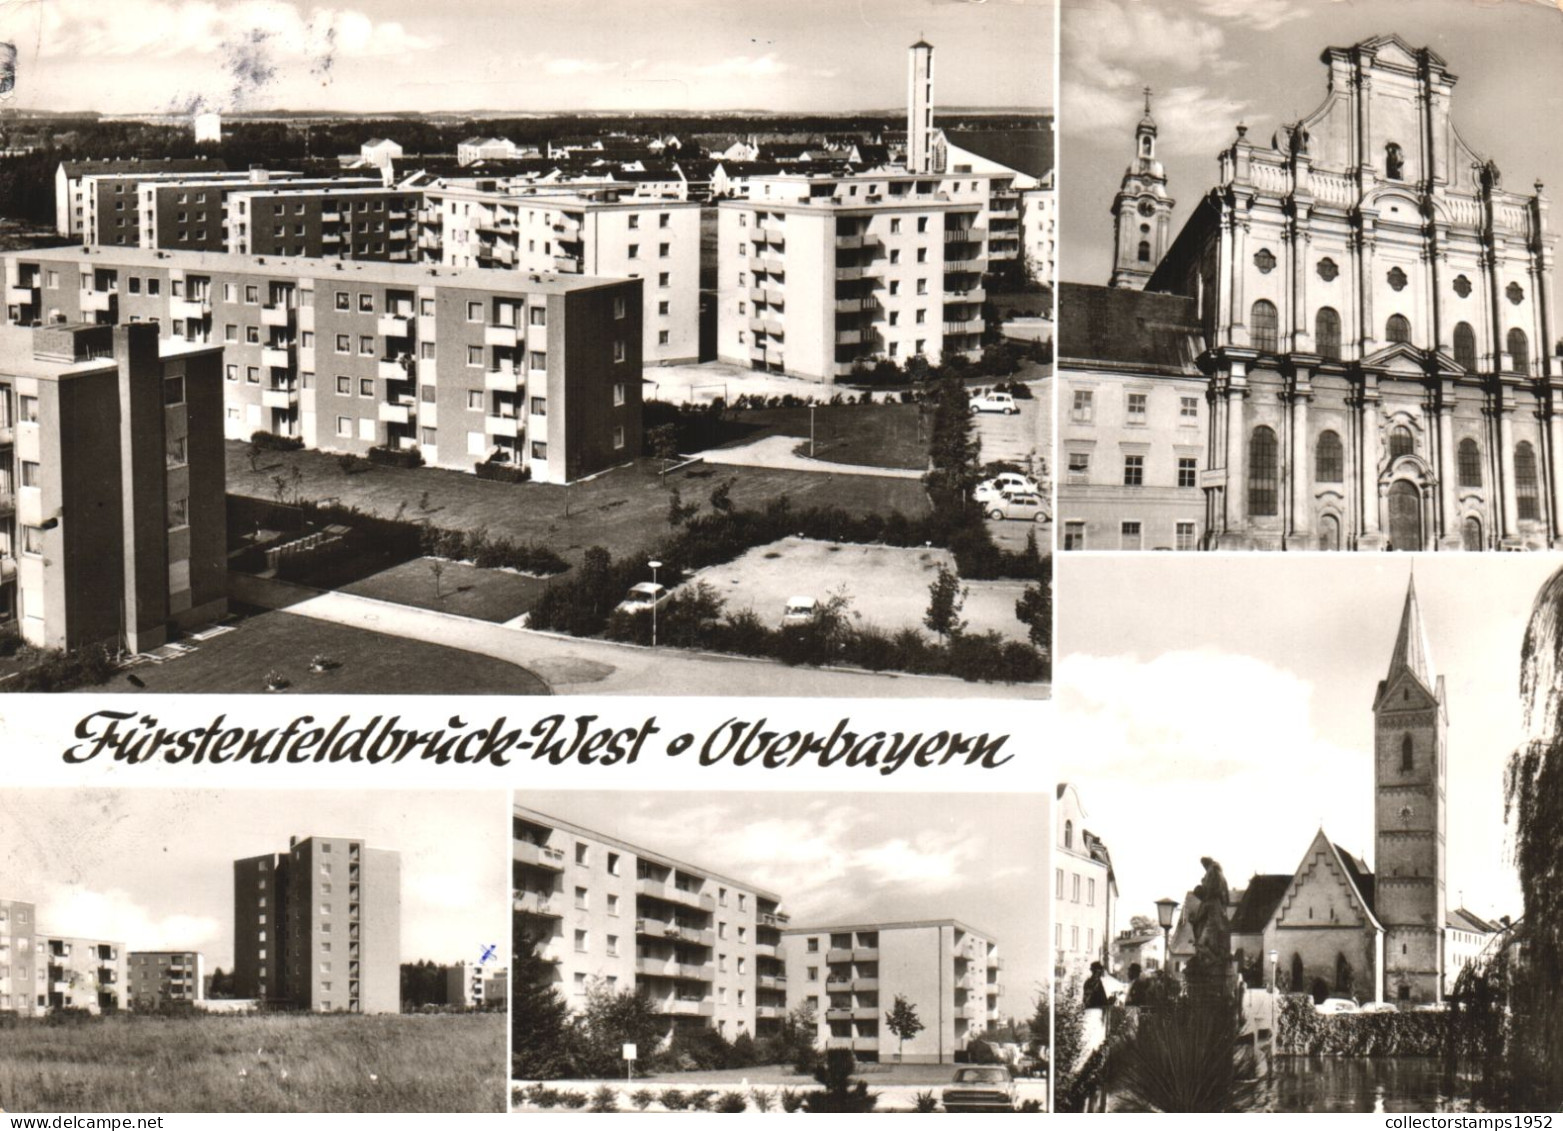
[367,444,424,469]
[475,458,529,484]
[0,643,117,693]
[1275,994,1446,1056]
[249,430,304,451]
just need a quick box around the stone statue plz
[1187,856,1232,977]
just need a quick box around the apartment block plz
[0,898,38,1015]
[83,169,299,249]
[137,175,382,253]
[0,899,127,1016]
[0,321,227,651]
[56,158,228,238]
[233,835,401,1014]
[229,185,422,262]
[4,245,642,484]
[513,807,791,1043]
[716,171,995,381]
[128,950,205,1009]
[781,920,1001,1064]
[421,184,700,364]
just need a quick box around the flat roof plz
[783,917,998,941]
[717,196,979,215]
[0,323,220,379]
[229,185,417,201]
[426,185,698,210]
[514,804,786,904]
[11,244,630,295]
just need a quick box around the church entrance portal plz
[1388,480,1422,550]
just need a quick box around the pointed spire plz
[1387,572,1436,690]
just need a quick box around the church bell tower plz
[1110,88,1176,289]
[1370,576,1448,1004]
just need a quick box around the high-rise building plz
[128,950,205,1009]
[0,898,39,1016]
[233,835,401,1014]
[907,40,939,175]
[0,321,227,651]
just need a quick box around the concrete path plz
[700,435,925,480]
[230,574,1046,699]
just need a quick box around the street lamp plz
[1269,948,1279,992]
[809,403,817,458]
[647,559,662,648]
[1155,897,1179,975]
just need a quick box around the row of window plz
[1070,389,1200,424]
[1055,923,1097,957]
[1061,521,1201,552]
[1054,868,1099,907]
[1248,302,1532,373]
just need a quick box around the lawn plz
[717,402,930,470]
[226,443,931,571]
[0,1012,506,1113]
[342,558,548,623]
[76,605,548,695]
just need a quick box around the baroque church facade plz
[1061,34,1560,551]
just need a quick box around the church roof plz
[1230,874,1291,933]
[1332,843,1376,916]
[1387,575,1437,690]
[1059,283,1205,375]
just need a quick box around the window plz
[19,460,39,487]
[1120,521,1142,551]
[1517,441,1540,520]
[1509,327,1530,375]
[612,426,625,450]
[163,376,185,406]
[1389,426,1414,460]
[1458,438,1482,488]
[606,893,620,916]
[1453,322,1477,371]
[1180,395,1199,419]
[613,340,626,363]
[658,301,670,316]
[167,497,189,530]
[246,325,260,344]
[530,397,546,417]
[246,367,259,384]
[1250,300,1278,352]
[613,297,626,320]
[1177,457,1197,488]
[359,378,374,398]
[1316,430,1343,482]
[1385,142,1404,181]
[467,391,484,411]
[1126,391,1147,422]
[658,272,669,288]
[166,436,187,468]
[336,416,353,437]
[575,843,588,865]
[467,345,483,367]
[21,525,43,555]
[1067,452,1090,483]
[336,375,351,395]
[627,244,639,259]
[613,383,626,407]
[1400,734,1414,772]
[1071,389,1094,423]
[358,293,373,313]
[1315,307,1341,360]
[1175,521,1197,551]
[1122,454,1144,487]
[574,886,587,910]
[1137,239,1150,263]
[359,335,374,356]
[1248,425,1278,516]
[574,929,588,953]
[245,284,259,305]
[1386,314,1411,344]
[335,334,350,354]
[532,441,548,460]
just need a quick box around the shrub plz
[660,1088,688,1111]
[1,642,117,693]
[967,1038,999,1064]
[687,1088,717,1111]
[716,1090,749,1112]
[748,1087,775,1112]
[475,457,528,483]
[1020,1099,1044,1112]
[557,1090,588,1109]
[802,1048,876,1113]
[779,1087,806,1113]
[630,1087,655,1111]
[589,1085,619,1112]
[1107,995,1260,1113]
[530,1086,559,1109]
[367,444,424,469]
[0,625,22,658]
[913,1089,940,1112]
[337,452,368,474]
[249,430,304,451]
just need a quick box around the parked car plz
[1315,996,1359,1015]
[781,596,819,626]
[615,582,669,615]
[991,471,1041,495]
[942,1065,1018,1113]
[1413,1002,1448,1013]
[1358,1001,1398,1014]
[987,491,1049,523]
[970,391,1020,415]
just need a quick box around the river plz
[1271,1057,1482,1113]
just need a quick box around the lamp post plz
[809,403,817,458]
[1269,948,1279,992]
[1155,897,1179,977]
[647,559,662,648]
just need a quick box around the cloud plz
[1064,79,1248,157]
[36,1,439,61]
[540,57,622,77]
[1187,0,1310,32]
[38,885,220,951]
[693,53,789,80]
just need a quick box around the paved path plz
[230,574,1046,699]
[700,435,925,480]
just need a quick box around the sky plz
[1055,553,1563,933]
[1060,0,1563,283]
[520,789,1051,1019]
[0,789,508,971]
[0,0,1052,116]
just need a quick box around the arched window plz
[1315,430,1343,482]
[1063,820,1073,850]
[1516,441,1540,520]
[1250,299,1279,353]
[1315,307,1341,360]
[1509,327,1530,375]
[1401,734,1414,772]
[1385,142,1404,181]
[1390,426,1414,460]
[1462,515,1482,552]
[1318,514,1340,552]
[1336,953,1354,993]
[1290,953,1305,992]
[1137,240,1151,263]
[1386,314,1411,344]
[1458,438,1482,488]
[1454,322,1477,371]
[1248,425,1279,516]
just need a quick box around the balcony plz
[261,345,293,370]
[489,245,517,266]
[322,230,342,244]
[944,226,987,243]
[852,1006,878,1021]
[826,1008,853,1022]
[513,890,560,917]
[756,224,785,242]
[553,255,580,274]
[749,344,769,362]
[378,314,413,339]
[826,948,853,964]
[943,318,986,336]
[485,325,519,348]
[169,296,208,320]
[852,977,879,992]
[991,956,1005,970]
[379,357,412,381]
[0,489,13,518]
[987,983,1005,997]
[635,959,714,981]
[827,1037,880,1053]
[758,911,790,927]
[943,287,987,305]
[81,290,116,313]
[853,947,879,962]
[636,878,716,912]
[654,998,715,1018]
[834,233,871,250]
[835,297,880,313]
[514,841,565,870]
[378,401,413,425]
[485,367,521,393]
[834,266,871,281]
[944,257,983,273]
[321,211,342,224]
[756,1005,786,1020]
[486,414,520,438]
[7,284,36,304]
[0,555,15,582]
[753,942,778,959]
[757,973,786,990]
[261,386,297,410]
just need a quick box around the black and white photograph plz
[1057,0,1563,553]
[1053,554,1558,1112]
[0,0,1053,700]
[511,789,1049,1112]
[0,788,508,1113]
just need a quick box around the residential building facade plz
[137,176,382,254]
[233,835,401,1014]
[3,245,642,484]
[128,950,205,1009]
[0,898,39,1016]
[81,168,291,249]
[1054,782,1117,983]
[0,898,126,1017]
[56,158,227,238]
[228,186,422,262]
[0,321,227,651]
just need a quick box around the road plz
[231,574,1047,699]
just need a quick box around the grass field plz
[342,558,547,623]
[713,403,931,470]
[0,1012,505,1113]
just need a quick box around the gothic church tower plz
[1110,89,1176,289]
[1370,576,1447,1003]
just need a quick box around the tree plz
[667,486,700,528]
[513,911,573,1080]
[572,981,668,1079]
[884,994,926,1063]
[1015,582,1049,652]
[429,557,446,599]
[647,423,679,477]
[923,563,968,639]
[709,476,737,513]
[801,1048,876,1113]
[923,372,982,501]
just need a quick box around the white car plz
[991,471,1041,495]
[1315,997,1359,1015]
[1358,1001,1398,1014]
[970,391,1019,415]
[615,582,670,615]
[987,491,1049,523]
[781,596,819,626]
